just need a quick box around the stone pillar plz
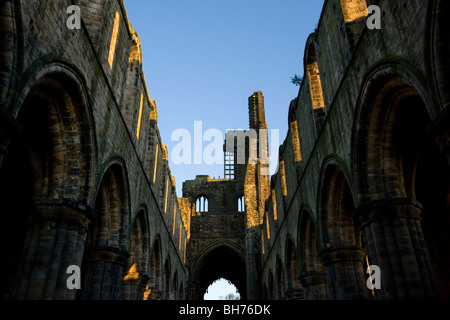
[121,273,149,300]
[13,200,91,300]
[285,287,304,300]
[319,246,368,300]
[299,271,328,300]
[355,198,438,299]
[80,246,129,300]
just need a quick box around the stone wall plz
[262,0,450,300]
[0,0,187,300]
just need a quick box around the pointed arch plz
[353,63,449,299]
[285,235,303,300]
[79,161,130,300]
[305,36,326,135]
[317,159,368,299]
[0,62,96,299]
[298,209,328,300]
[148,236,163,299]
[163,257,172,300]
[122,207,150,300]
[288,99,302,162]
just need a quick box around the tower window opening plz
[196,196,209,213]
[238,196,245,212]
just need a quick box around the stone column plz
[80,246,129,300]
[285,287,304,300]
[355,198,438,299]
[121,273,150,300]
[13,200,92,300]
[319,246,368,300]
[299,271,328,300]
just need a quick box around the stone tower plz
[182,91,270,300]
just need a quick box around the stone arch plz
[79,161,130,300]
[162,257,171,300]
[352,64,447,299]
[304,36,327,135]
[317,159,368,300]
[129,31,143,65]
[148,236,163,299]
[352,63,433,202]
[237,194,245,212]
[122,30,144,134]
[0,63,95,300]
[288,99,302,163]
[190,241,247,300]
[275,256,286,300]
[195,195,209,213]
[10,62,96,202]
[122,207,150,300]
[285,235,303,300]
[298,209,328,300]
[172,271,178,300]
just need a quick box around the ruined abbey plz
[0,0,449,300]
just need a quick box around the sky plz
[124,0,325,299]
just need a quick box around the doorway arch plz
[191,243,247,300]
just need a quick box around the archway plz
[298,210,328,300]
[79,163,130,300]
[285,237,304,300]
[147,238,162,299]
[353,66,449,299]
[193,245,247,300]
[204,278,240,300]
[318,161,368,300]
[122,209,150,300]
[0,69,94,300]
[162,257,171,300]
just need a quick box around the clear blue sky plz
[124,0,325,199]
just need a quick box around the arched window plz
[238,195,245,212]
[196,196,208,213]
[108,11,120,68]
[306,41,326,134]
[289,99,302,163]
[306,43,325,111]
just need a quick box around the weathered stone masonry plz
[0,0,449,301]
[0,0,187,300]
[261,0,450,300]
